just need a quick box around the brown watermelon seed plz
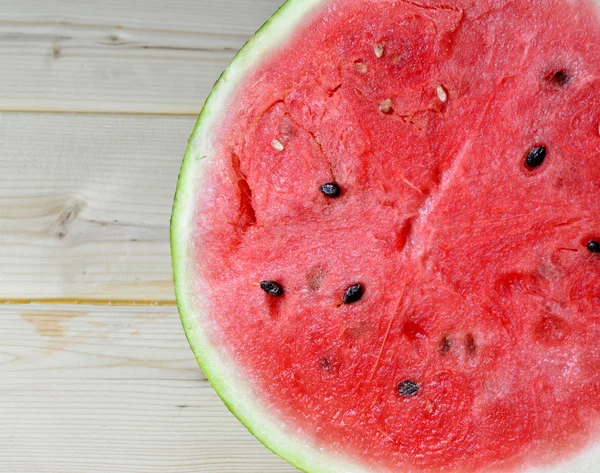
[342,284,364,304]
[588,241,600,253]
[547,69,570,86]
[398,380,420,397]
[307,266,325,291]
[525,146,546,168]
[439,336,452,354]
[260,280,284,297]
[465,333,477,356]
[374,43,384,58]
[379,99,393,114]
[320,182,341,198]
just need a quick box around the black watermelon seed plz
[588,241,600,253]
[320,182,342,198]
[525,146,547,169]
[260,280,284,297]
[398,380,420,397]
[342,284,364,304]
[548,69,570,86]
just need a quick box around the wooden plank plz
[0,304,298,472]
[3,0,281,34]
[0,0,283,114]
[0,112,192,302]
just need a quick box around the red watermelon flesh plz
[193,0,600,471]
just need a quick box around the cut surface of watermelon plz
[171,0,600,471]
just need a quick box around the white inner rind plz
[170,0,600,471]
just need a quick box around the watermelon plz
[171,0,600,471]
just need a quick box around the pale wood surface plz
[0,0,301,471]
[0,0,282,114]
[0,112,191,302]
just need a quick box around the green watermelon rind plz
[171,0,600,472]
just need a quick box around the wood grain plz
[0,0,283,114]
[0,304,299,472]
[0,112,194,302]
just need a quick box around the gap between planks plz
[0,298,177,307]
[0,108,200,116]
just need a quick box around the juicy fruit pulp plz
[191,0,600,471]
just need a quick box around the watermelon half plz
[171,0,600,471]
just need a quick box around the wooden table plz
[1,1,298,471]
